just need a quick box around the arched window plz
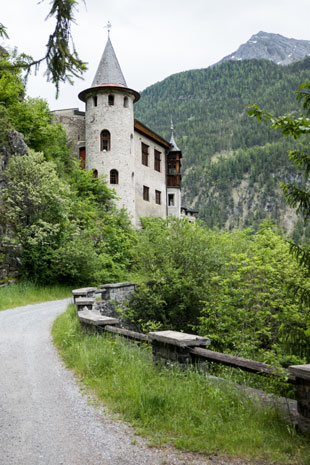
[100,130,111,151]
[108,94,114,106]
[123,96,129,108]
[92,169,98,178]
[110,169,119,184]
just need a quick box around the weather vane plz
[104,21,112,38]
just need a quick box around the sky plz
[2,0,310,111]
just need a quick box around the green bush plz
[125,218,310,366]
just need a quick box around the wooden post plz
[289,364,310,432]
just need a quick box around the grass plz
[52,304,310,464]
[0,281,72,311]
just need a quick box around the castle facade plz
[52,36,197,226]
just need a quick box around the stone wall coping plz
[72,287,97,295]
[75,297,96,304]
[149,330,211,348]
[78,309,119,326]
[100,282,137,289]
[289,364,310,380]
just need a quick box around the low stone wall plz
[100,282,137,303]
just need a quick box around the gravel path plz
[0,300,259,465]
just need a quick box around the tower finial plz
[104,21,112,38]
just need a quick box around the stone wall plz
[51,108,85,158]
[100,282,137,303]
[84,91,136,222]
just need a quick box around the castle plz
[52,35,197,226]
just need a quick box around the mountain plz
[217,31,310,66]
[135,53,310,241]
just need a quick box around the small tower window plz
[168,194,175,206]
[124,96,129,108]
[110,169,119,184]
[100,130,111,151]
[93,96,97,107]
[92,169,98,178]
[108,94,114,106]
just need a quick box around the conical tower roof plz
[78,36,140,103]
[169,120,181,152]
[92,37,127,87]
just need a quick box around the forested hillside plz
[135,58,310,238]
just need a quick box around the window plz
[142,143,149,166]
[79,147,86,170]
[108,94,114,105]
[110,169,119,184]
[124,96,129,108]
[155,190,161,205]
[92,169,98,178]
[143,185,149,201]
[168,194,174,206]
[100,130,111,151]
[93,96,97,107]
[154,149,161,172]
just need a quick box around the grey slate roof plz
[92,37,127,87]
[169,120,181,152]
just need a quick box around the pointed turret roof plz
[169,120,181,152]
[78,36,140,103]
[92,37,127,87]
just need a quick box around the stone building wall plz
[51,108,85,158]
[84,91,136,222]
[134,132,167,225]
[167,186,182,218]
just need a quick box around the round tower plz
[78,36,140,221]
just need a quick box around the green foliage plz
[197,223,310,365]
[2,151,135,284]
[126,218,309,366]
[52,304,310,464]
[0,52,72,171]
[135,58,310,232]
[249,81,310,302]
[125,217,248,331]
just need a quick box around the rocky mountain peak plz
[217,31,310,66]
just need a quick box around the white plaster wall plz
[167,187,181,218]
[134,132,167,226]
[84,91,136,221]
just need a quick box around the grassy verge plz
[0,282,72,311]
[52,304,310,464]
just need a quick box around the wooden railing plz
[72,285,310,432]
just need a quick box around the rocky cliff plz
[217,31,310,66]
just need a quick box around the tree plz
[0,0,86,96]
[249,82,310,302]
